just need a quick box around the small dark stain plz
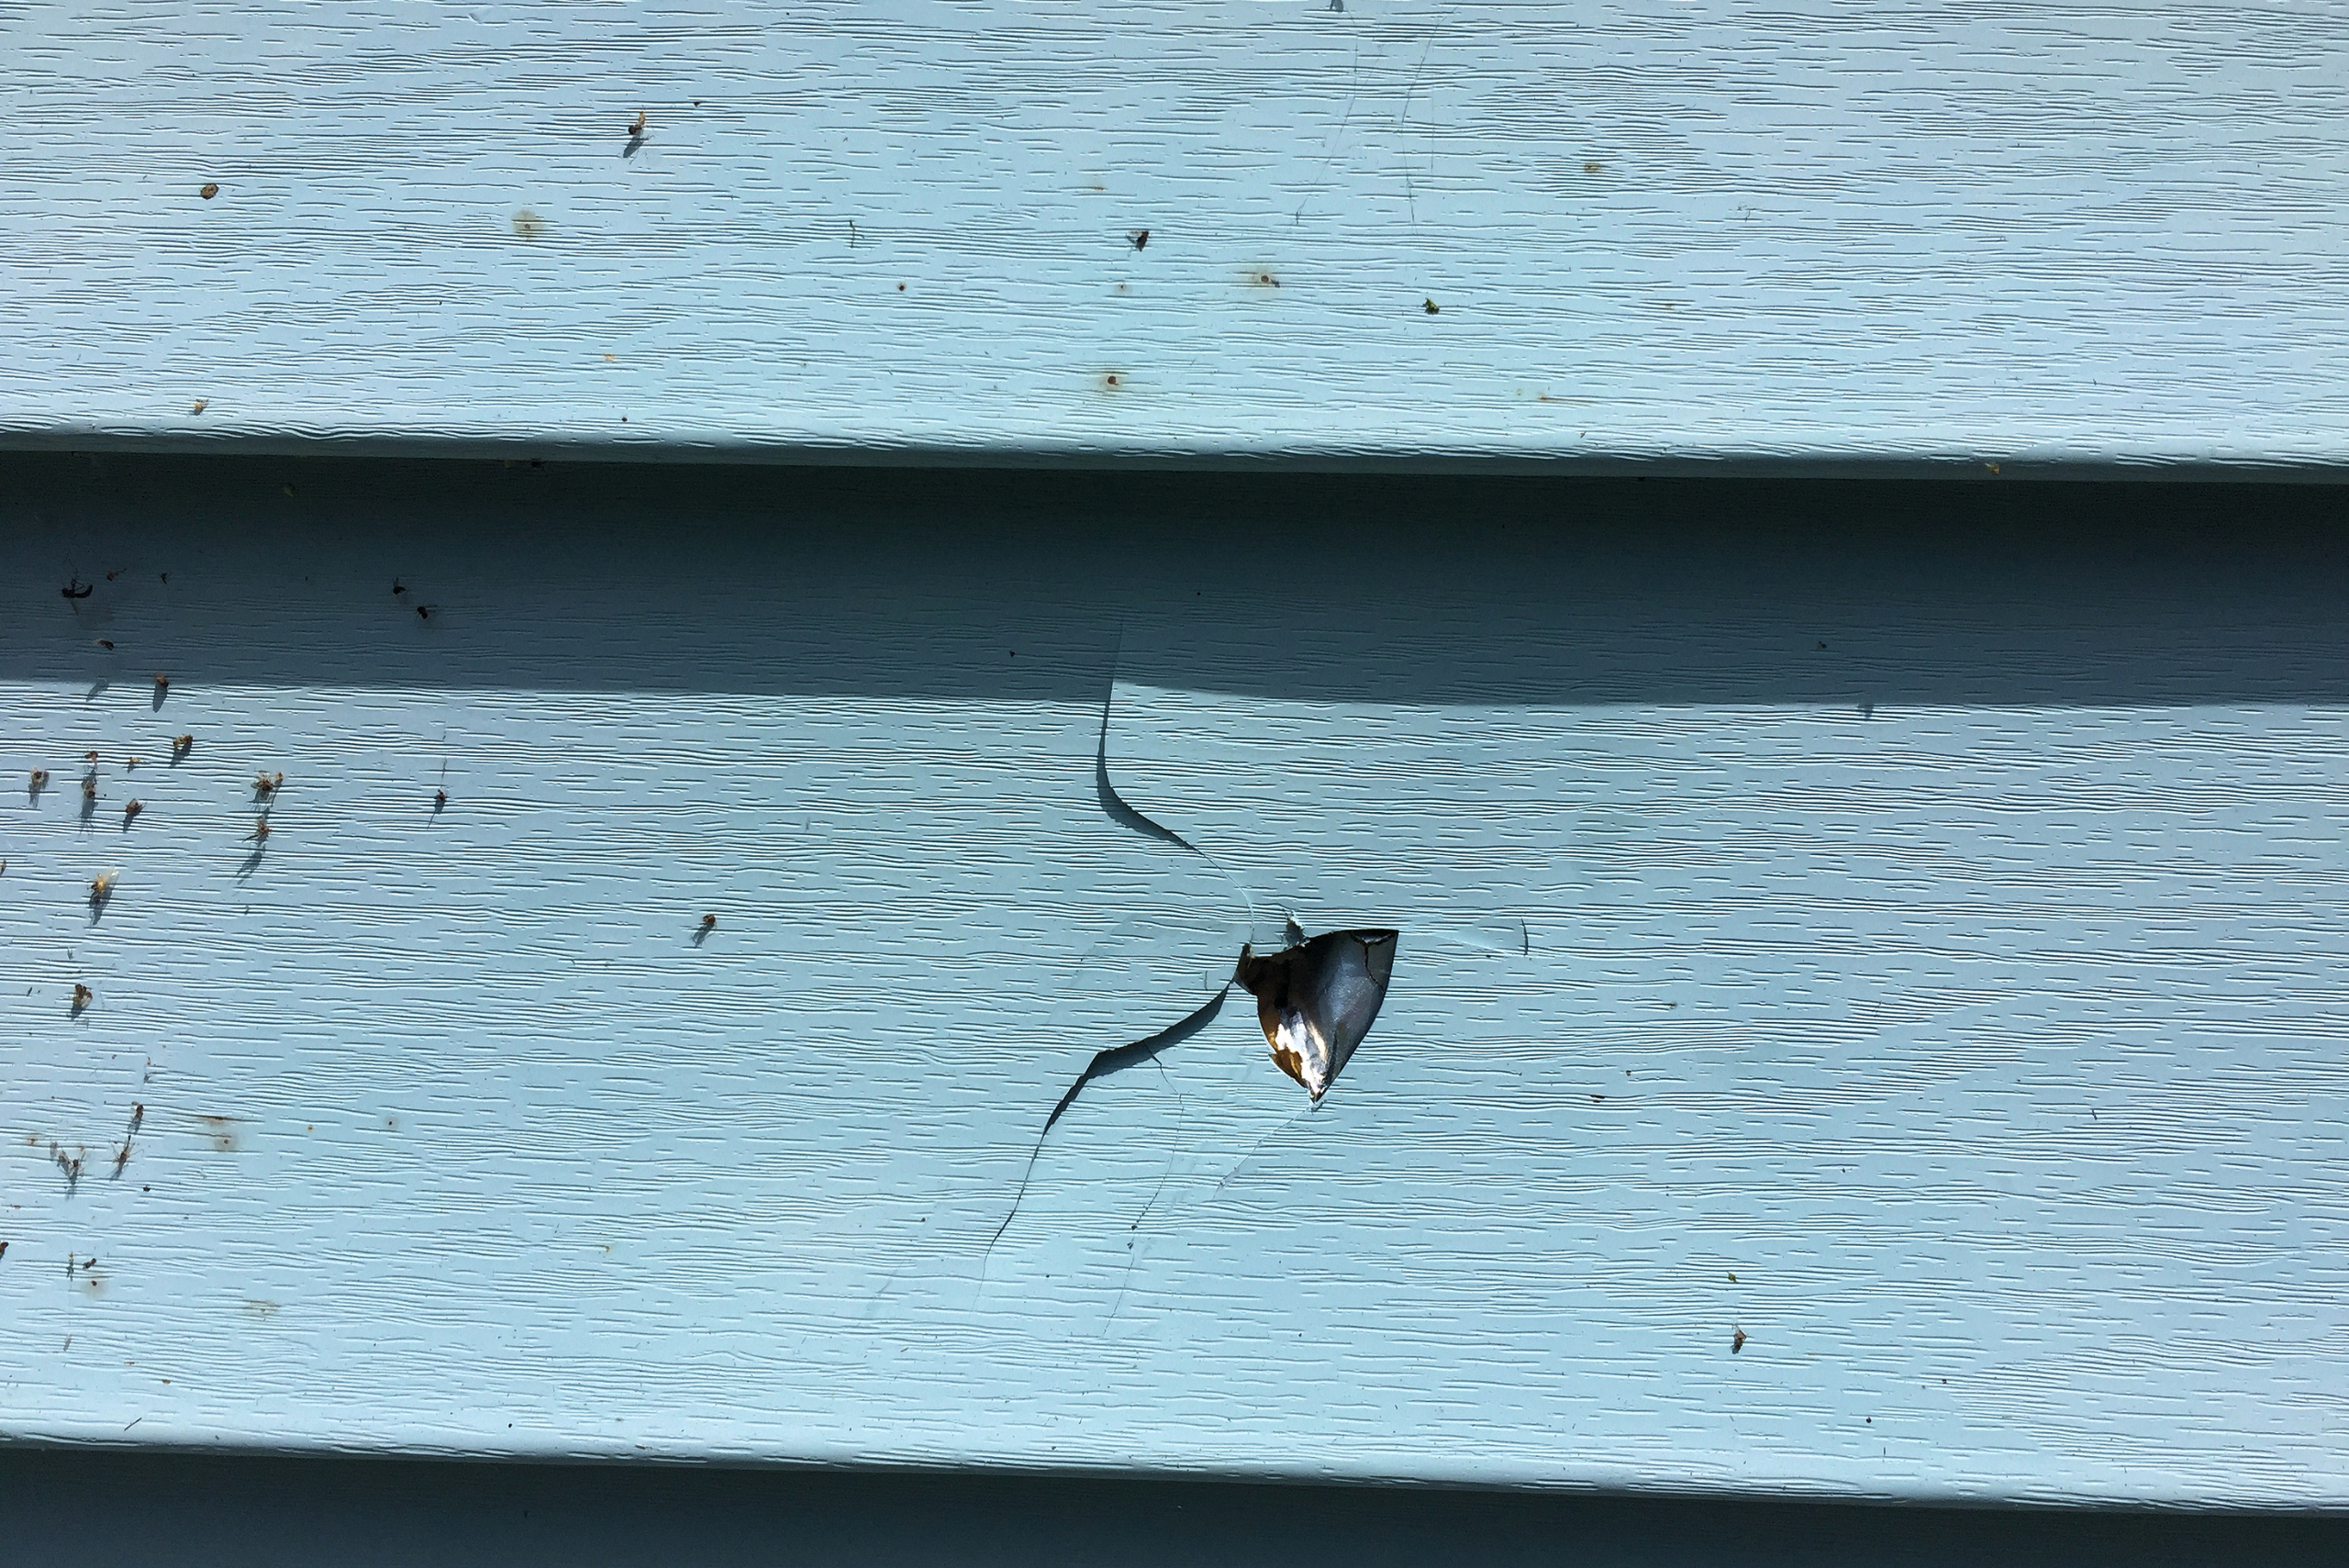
[417,605,434,620]
[896,282,906,291]
[95,639,114,651]
[61,578,92,600]
[1100,372,1124,390]
[1249,271,1281,287]
[512,209,547,239]
[199,183,219,199]
[1423,297,1440,314]
[392,578,406,596]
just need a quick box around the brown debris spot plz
[195,1115,240,1153]
[1100,372,1124,390]
[1583,161,1601,174]
[512,209,547,239]
[1249,271,1281,287]
[200,183,219,199]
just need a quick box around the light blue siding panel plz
[5,457,2347,1506]
[5,3,2348,470]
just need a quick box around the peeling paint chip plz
[1232,926,1397,1099]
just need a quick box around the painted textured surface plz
[4,455,2349,1507]
[6,1,2349,470]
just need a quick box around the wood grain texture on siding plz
[4,454,2349,1507]
[6,2,2348,472]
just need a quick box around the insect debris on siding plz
[71,984,94,1015]
[112,1104,144,1176]
[61,579,92,600]
[253,772,284,799]
[172,735,194,761]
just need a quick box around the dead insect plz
[628,109,647,137]
[416,605,433,620]
[124,800,142,823]
[130,1104,144,1133]
[153,672,169,691]
[250,817,271,842]
[1231,926,1399,1100]
[61,579,92,600]
[1423,297,1440,314]
[90,871,117,903]
[95,639,115,651]
[29,769,48,790]
[82,775,98,801]
[433,788,448,808]
[199,182,219,199]
[1731,1327,1748,1354]
[392,578,406,596]
[125,756,139,770]
[1129,228,1150,250]
[72,984,94,1010]
[85,751,100,764]
[700,914,718,932]
[191,398,208,415]
[253,771,283,797]
[172,734,194,756]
